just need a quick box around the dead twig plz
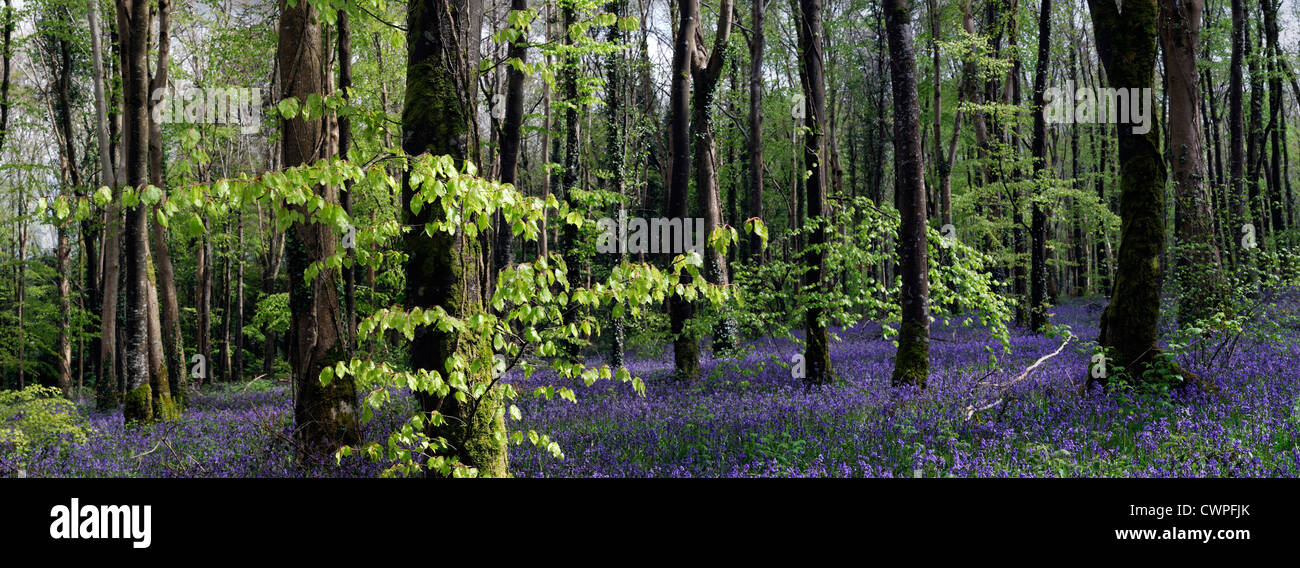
[966,335,1073,421]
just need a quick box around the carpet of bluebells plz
[12,386,411,478]
[14,290,1300,477]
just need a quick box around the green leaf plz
[277,98,300,119]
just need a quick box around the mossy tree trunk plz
[403,0,507,477]
[604,0,627,369]
[1086,0,1170,384]
[145,253,176,420]
[117,0,155,423]
[277,0,361,456]
[885,0,931,388]
[558,4,585,360]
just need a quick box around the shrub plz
[0,386,91,475]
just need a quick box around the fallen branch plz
[966,335,1073,421]
[241,374,270,393]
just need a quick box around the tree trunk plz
[339,9,357,357]
[540,2,553,258]
[278,0,361,456]
[146,0,187,408]
[88,0,120,408]
[233,208,245,383]
[605,0,627,369]
[117,0,157,423]
[747,0,765,262]
[886,0,931,388]
[219,217,231,382]
[497,0,527,274]
[798,0,831,385]
[558,4,585,358]
[1228,0,1246,269]
[1029,0,1052,332]
[689,0,736,352]
[16,196,25,389]
[145,247,174,419]
[668,0,699,380]
[53,13,81,398]
[1260,0,1283,237]
[196,230,210,388]
[1086,0,1172,385]
[1070,37,1087,296]
[403,0,506,476]
[928,0,942,223]
[1161,0,1226,328]
[0,0,12,153]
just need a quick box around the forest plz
[0,0,1298,478]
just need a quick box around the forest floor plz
[21,289,1300,478]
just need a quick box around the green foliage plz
[0,386,91,471]
[245,293,290,344]
[731,197,1013,361]
[276,152,738,477]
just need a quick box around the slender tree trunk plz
[145,0,187,408]
[233,208,245,383]
[1029,0,1052,332]
[747,0,765,262]
[797,0,831,385]
[144,244,173,419]
[0,0,12,153]
[1228,0,1246,269]
[605,0,626,369]
[53,15,81,398]
[557,4,587,357]
[689,0,736,352]
[886,0,931,388]
[16,197,24,389]
[668,0,699,380]
[88,0,120,408]
[1244,2,1263,251]
[261,231,284,378]
[220,217,231,382]
[539,2,553,258]
[1261,0,1283,237]
[196,230,210,388]
[1070,36,1087,296]
[928,0,942,222]
[1007,17,1027,327]
[278,0,361,456]
[339,9,357,357]
[497,0,527,273]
